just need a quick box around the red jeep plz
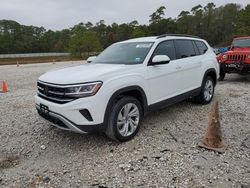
[217,36,250,81]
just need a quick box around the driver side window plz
[153,40,176,60]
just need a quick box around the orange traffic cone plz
[198,100,228,153]
[1,81,8,93]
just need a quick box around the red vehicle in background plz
[217,36,250,81]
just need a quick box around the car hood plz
[39,63,133,84]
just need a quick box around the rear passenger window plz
[153,40,176,60]
[195,41,208,54]
[174,40,196,59]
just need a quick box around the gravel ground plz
[0,61,249,188]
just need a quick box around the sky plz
[0,0,248,30]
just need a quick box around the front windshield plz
[92,42,154,64]
[232,38,250,48]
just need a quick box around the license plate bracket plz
[227,64,237,68]
[40,104,49,115]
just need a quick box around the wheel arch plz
[203,68,217,86]
[103,86,148,130]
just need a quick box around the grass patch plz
[0,56,81,66]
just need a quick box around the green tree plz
[149,6,166,24]
[132,27,146,38]
[116,23,133,41]
[236,5,250,35]
[0,2,249,54]
[190,5,203,36]
[68,30,102,58]
[176,11,192,34]
[129,20,139,28]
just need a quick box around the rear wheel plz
[105,96,142,142]
[194,76,215,105]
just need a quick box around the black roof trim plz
[156,34,200,39]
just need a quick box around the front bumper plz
[35,94,106,134]
[220,62,250,74]
[36,104,103,133]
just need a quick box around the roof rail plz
[156,34,200,39]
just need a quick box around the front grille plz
[37,81,75,104]
[228,54,246,62]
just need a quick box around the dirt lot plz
[0,62,249,188]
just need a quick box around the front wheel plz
[105,96,143,142]
[194,76,215,105]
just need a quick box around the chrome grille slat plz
[48,90,65,95]
[37,86,44,90]
[38,91,74,103]
[37,81,75,104]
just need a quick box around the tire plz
[194,76,215,105]
[105,96,143,142]
[219,70,226,81]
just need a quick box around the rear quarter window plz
[192,41,200,55]
[195,41,208,54]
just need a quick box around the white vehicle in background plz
[35,34,219,142]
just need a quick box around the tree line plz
[0,3,249,56]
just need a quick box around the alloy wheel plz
[117,103,140,137]
[204,80,214,101]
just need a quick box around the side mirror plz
[151,55,170,65]
[86,56,97,63]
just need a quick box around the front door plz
[147,40,183,105]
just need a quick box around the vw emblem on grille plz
[44,86,49,95]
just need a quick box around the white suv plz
[35,34,219,141]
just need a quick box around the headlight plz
[222,55,227,59]
[64,81,102,98]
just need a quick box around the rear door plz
[173,39,203,93]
